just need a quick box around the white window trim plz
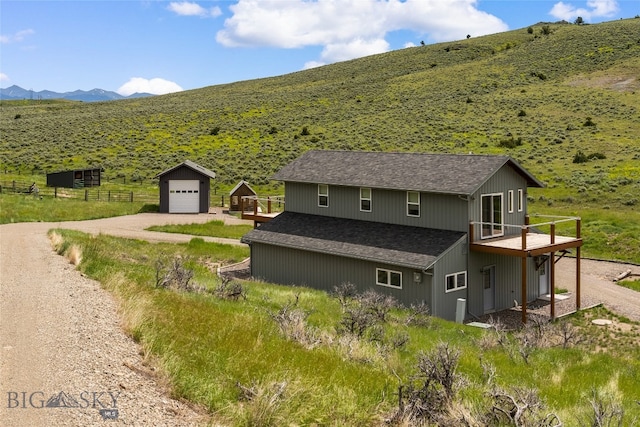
[517,189,524,212]
[508,190,514,213]
[445,271,467,293]
[481,193,504,239]
[376,268,402,289]
[318,184,329,207]
[406,191,420,217]
[360,187,372,212]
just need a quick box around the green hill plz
[1,19,639,209]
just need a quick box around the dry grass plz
[66,244,83,266]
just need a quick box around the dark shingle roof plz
[155,160,216,179]
[241,212,466,270]
[272,150,543,195]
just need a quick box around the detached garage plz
[155,160,216,213]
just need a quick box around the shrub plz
[583,117,596,127]
[498,136,523,148]
[517,109,527,117]
[391,342,465,424]
[573,151,588,163]
[214,276,247,300]
[155,256,195,291]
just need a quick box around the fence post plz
[85,189,88,201]
[221,195,224,207]
[55,187,57,198]
[12,181,16,192]
[108,190,111,202]
[130,191,133,203]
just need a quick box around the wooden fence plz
[0,180,157,204]
[0,180,227,206]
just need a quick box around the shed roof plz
[229,180,256,196]
[273,150,544,195]
[241,212,466,270]
[155,160,216,179]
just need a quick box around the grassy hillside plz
[1,20,639,255]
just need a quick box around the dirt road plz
[1,211,638,426]
[0,211,245,426]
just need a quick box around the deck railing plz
[469,214,581,250]
[240,195,285,224]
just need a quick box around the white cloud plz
[116,78,183,96]
[550,0,619,21]
[320,38,390,63]
[0,73,9,82]
[303,61,325,70]
[216,0,507,66]
[167,2,222,18]
[1,29,35,44]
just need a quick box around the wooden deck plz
[240,195,283,226]
[469,217,583,324]
[470,232,581,257]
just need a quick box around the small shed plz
[229,180,256,212]
[155,160,216,213]
[46,168,101,188]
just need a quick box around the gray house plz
[155,160,216,213]
[241,150,583,322]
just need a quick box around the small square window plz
[360,188,371,212]
[407,191,420,217]
[318,184,329,207]
[445,271,467,293]
[376,268,402,289]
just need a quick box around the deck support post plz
[550,223,556,321]
[521,256,527,324]
[576,219,581,311]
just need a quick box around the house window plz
[407,191,420,217]
[445,271,467,293]
[360,188,371,212]
[517,189,524,212]
[481,193,503,238]
[376,268,402,289]
[508,190,514,213]
[318,184,329,207]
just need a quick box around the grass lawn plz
[618,278,640,292]
[0,193,157,224]
[146,220,253,240]
[51,229,640,426]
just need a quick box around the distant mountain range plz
[0,85,154,102]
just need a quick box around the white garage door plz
[168,180,200,213]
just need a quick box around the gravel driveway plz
[1,211,638,426]
[0,210,245,426]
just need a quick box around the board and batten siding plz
[249,243,432,308]
[429,237,468,321]
[283,182,468,231]
[158,167,211,213]
[467,252,541,317]
[469,165,530,241]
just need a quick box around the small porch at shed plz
[240,195,284,227]
[469,215,583,323]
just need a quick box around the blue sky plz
[1,0,636,95]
